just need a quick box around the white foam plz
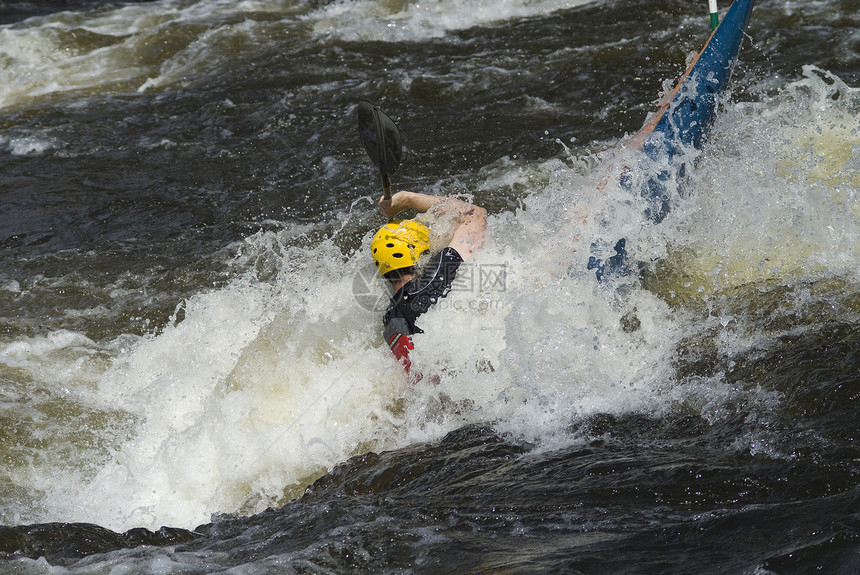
[0,0,296,110]
[657,66,860,293]
[0,329,108,389]
[36,237,407,530]
[305,0,594,42]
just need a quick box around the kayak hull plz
[642,0,755,158]
[588,0,754,281]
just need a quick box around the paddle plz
[357,100,402,201]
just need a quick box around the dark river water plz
[0,0,858,572]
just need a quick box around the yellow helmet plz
[371,220,431,276]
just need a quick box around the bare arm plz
[379,191,487,262]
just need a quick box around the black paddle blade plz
[357,100,402,178]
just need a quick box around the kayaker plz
[371,190,487,375]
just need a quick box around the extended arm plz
[378,191,487,261]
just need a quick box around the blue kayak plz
[643,0,755,161]
[589,0,755,281]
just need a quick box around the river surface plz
[0,0,858,573]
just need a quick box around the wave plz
[0,0,595,111]
[304,0,593,42]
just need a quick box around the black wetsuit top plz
[382,247,463,370]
